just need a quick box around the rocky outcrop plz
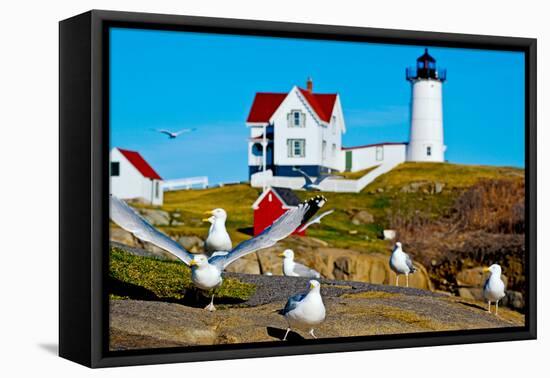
[138,208,171,226]
[224,240,432,291]
[350,210,374,225]
[110,276,523,350]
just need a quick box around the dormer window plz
[288,110,305,127]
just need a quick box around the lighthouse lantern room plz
[406,49,447,163]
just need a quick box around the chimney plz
[306,77,313,93]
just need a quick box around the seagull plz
[110,195,327,311]
[203,208,232,254]
[483,264,506,315]
[297,209,334,233]
[154,128,196,139]
[279,249,321,278]
[389,242,416,287]
[282,280,326,340]
[292,167,337,191]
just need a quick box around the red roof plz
[117,148,162,180]
[246,88,337,123]
[297,88,337,122]
[246,93,287,123]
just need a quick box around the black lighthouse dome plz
[406,48,446,82]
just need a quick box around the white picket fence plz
[250,161,402,193]
[163,176,209,191]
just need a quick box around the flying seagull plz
[110,195,327,311]
[279,249,321,279]
[292,167,337,191]
[282,280,326,340]
[389,241,417,287]
[154,128,196,139]
[203,208,232,254]
[483,264,506,315]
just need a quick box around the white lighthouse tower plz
[406,49,447,162]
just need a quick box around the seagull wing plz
[211,196,326,269]
[109,196,193,265]
[297,209,334,232]
[173,128,196,136]
[293,262,321,278]
[293,167,313,186]
[156,129,175,137]
[314,174,335,185]
[282,292,307,315]
[405,253,416,273]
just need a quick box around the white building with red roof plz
[110,147,164,206]
[246,50,446,193]
[246,78,346,179]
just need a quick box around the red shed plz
[252,187,306,236]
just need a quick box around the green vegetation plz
[132,162,523,255]
[109,247,256,302]
[338,165,379,180]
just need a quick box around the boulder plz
[502,290,524,311]
[178,236,204,252]
[351,210,374,225]
[138,208,170,226]
[383,230,397,240]
[435,182,445,194]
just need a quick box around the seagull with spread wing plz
[154,128,196,139]
[292,167,337,191]
[110,195,327,311]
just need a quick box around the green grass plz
[338,165,379,180]
[127,162,523,255]
[109,247,256,302]
[366,162,523,191]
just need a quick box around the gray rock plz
[178,236,204,252]
[351,210,374,225]
[502,290,524,311]
[138,208,170,226]
[435,182,445,194]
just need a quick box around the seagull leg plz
[406,274,409,288]
[283,328,291,341]
[487,301,491,313]
[395,275,399,287]
[204,294,216,312]
[495,301,499,316]
[309,329,317,339]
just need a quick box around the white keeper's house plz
[246,49,447,193]
[110,147,164,205]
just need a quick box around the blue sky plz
[110,28,525,184]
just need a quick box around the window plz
[110,162,120,176]
[376,146,384,161]
[332,115,337,135]
[322,140,327,159]
[155,181,160,198]
[288,110,305,127]
[287,139,305,158]
[332,143,336,157]
[427,146,432,156]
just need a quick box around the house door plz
[345,150,352,171]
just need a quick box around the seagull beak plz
[204,210,213,215]
[189,260,197,266]
[278,253,285,257]
[202,218,210,222]
[309,283,315,290]
[482,267,490,273]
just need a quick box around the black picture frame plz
[59,9,537,368]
